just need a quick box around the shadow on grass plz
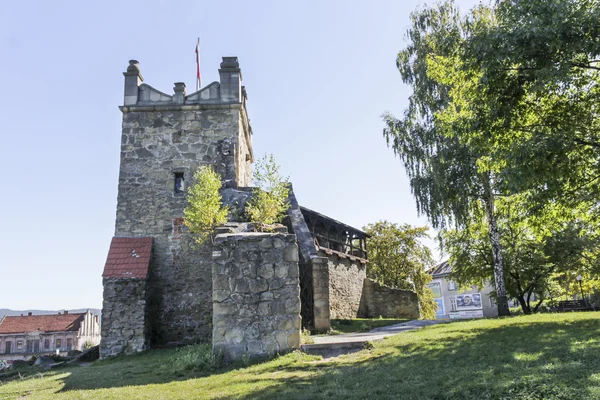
[220,317,600,399]
[22,315,600,399]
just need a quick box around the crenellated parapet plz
[121,57,247,110]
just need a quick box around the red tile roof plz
[103,237,153,279]
[0,313,85,334]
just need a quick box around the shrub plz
[184,166,229,244]
[246,155,290,229]
[82,340,96,351]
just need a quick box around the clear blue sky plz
[0,0,480,310]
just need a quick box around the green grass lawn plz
[2,312,600,399]
[328,318,411,334]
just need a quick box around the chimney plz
[123,60,143,106]
[173,82,186,104]
[219,57,242,103]
[27,312,32,316]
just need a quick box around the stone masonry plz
[325,253,367,319]
[359,278,420,319]
[212,232,301,361]
[100,278,149,357]
[101,55,421,359]
[111,58,253,348]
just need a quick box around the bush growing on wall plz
[184,166,229,244]
[246,154,290,230]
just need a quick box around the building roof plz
[429,260,453,277]
[103,237,153,279]
[0,313,85,334]
[299,206,370,238]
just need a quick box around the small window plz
[44,339,50,349]
[56,339,62,349]
[450,298,458,312]
[66,338,73,351]
[448,281,456,291]
[16,341,23,350]
[490,297,495,308]
[174,172,185,194]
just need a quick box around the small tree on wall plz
[184,166,229,244]
[246,154,290,230]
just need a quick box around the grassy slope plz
[2,313,600,399]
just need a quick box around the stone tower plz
[101,57,254,355]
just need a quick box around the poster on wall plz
[449,310,484,319]
[427,282,442,298]
[434,298,446,318]
[455,293,482,310]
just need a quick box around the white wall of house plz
[428,275,498,319]
[0,310,101,360]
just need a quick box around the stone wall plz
[359,278,420,319]
[100,278,149,358]
[212,232,301,361]
[112,58,253,347]
[324,252,367,320]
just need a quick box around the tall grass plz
[169,344,222,373]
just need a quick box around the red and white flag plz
[195,38,201,91]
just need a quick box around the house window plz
[44,339,50,349]
[490,298,495,308]
[16,341,23,350]
[5,341,12,354]
[56,339,62,349]
[66,338,73,351]
[174,172,185,194]
[448,281,456,291]
[450,298,458,312]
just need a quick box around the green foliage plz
[246,154,290,229]
[363,221,437,319]
[82,341,96,351]
[440,196,600,314]
[5,314,600,399]
[464,0,600,209]
[383,1,511,316]
[183,166,228,244]
[169,343,223,373]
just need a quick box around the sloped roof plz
[0,313,85,334]
[429,260,453,277]
[103,237,153,279]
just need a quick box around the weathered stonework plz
[100,278,149,357]
[311,256,331,332]
[359,278,420,319]
[325,252,367,320]
[212,232,301,361]
[109,58,253,348]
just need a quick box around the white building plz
[427,261,498,319]
[0,310,100,361]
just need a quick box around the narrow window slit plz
[174,172,185,194]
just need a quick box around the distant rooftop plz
[429,260,452,277]
[0,312,85,334]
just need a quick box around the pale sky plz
[0,0,481,310]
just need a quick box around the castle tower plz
[101,57,254,357]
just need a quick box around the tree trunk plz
[516,295,531,314]
[483,181,511,317]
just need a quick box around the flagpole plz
[195,38,201,91]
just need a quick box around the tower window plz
[174,173,185,194]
